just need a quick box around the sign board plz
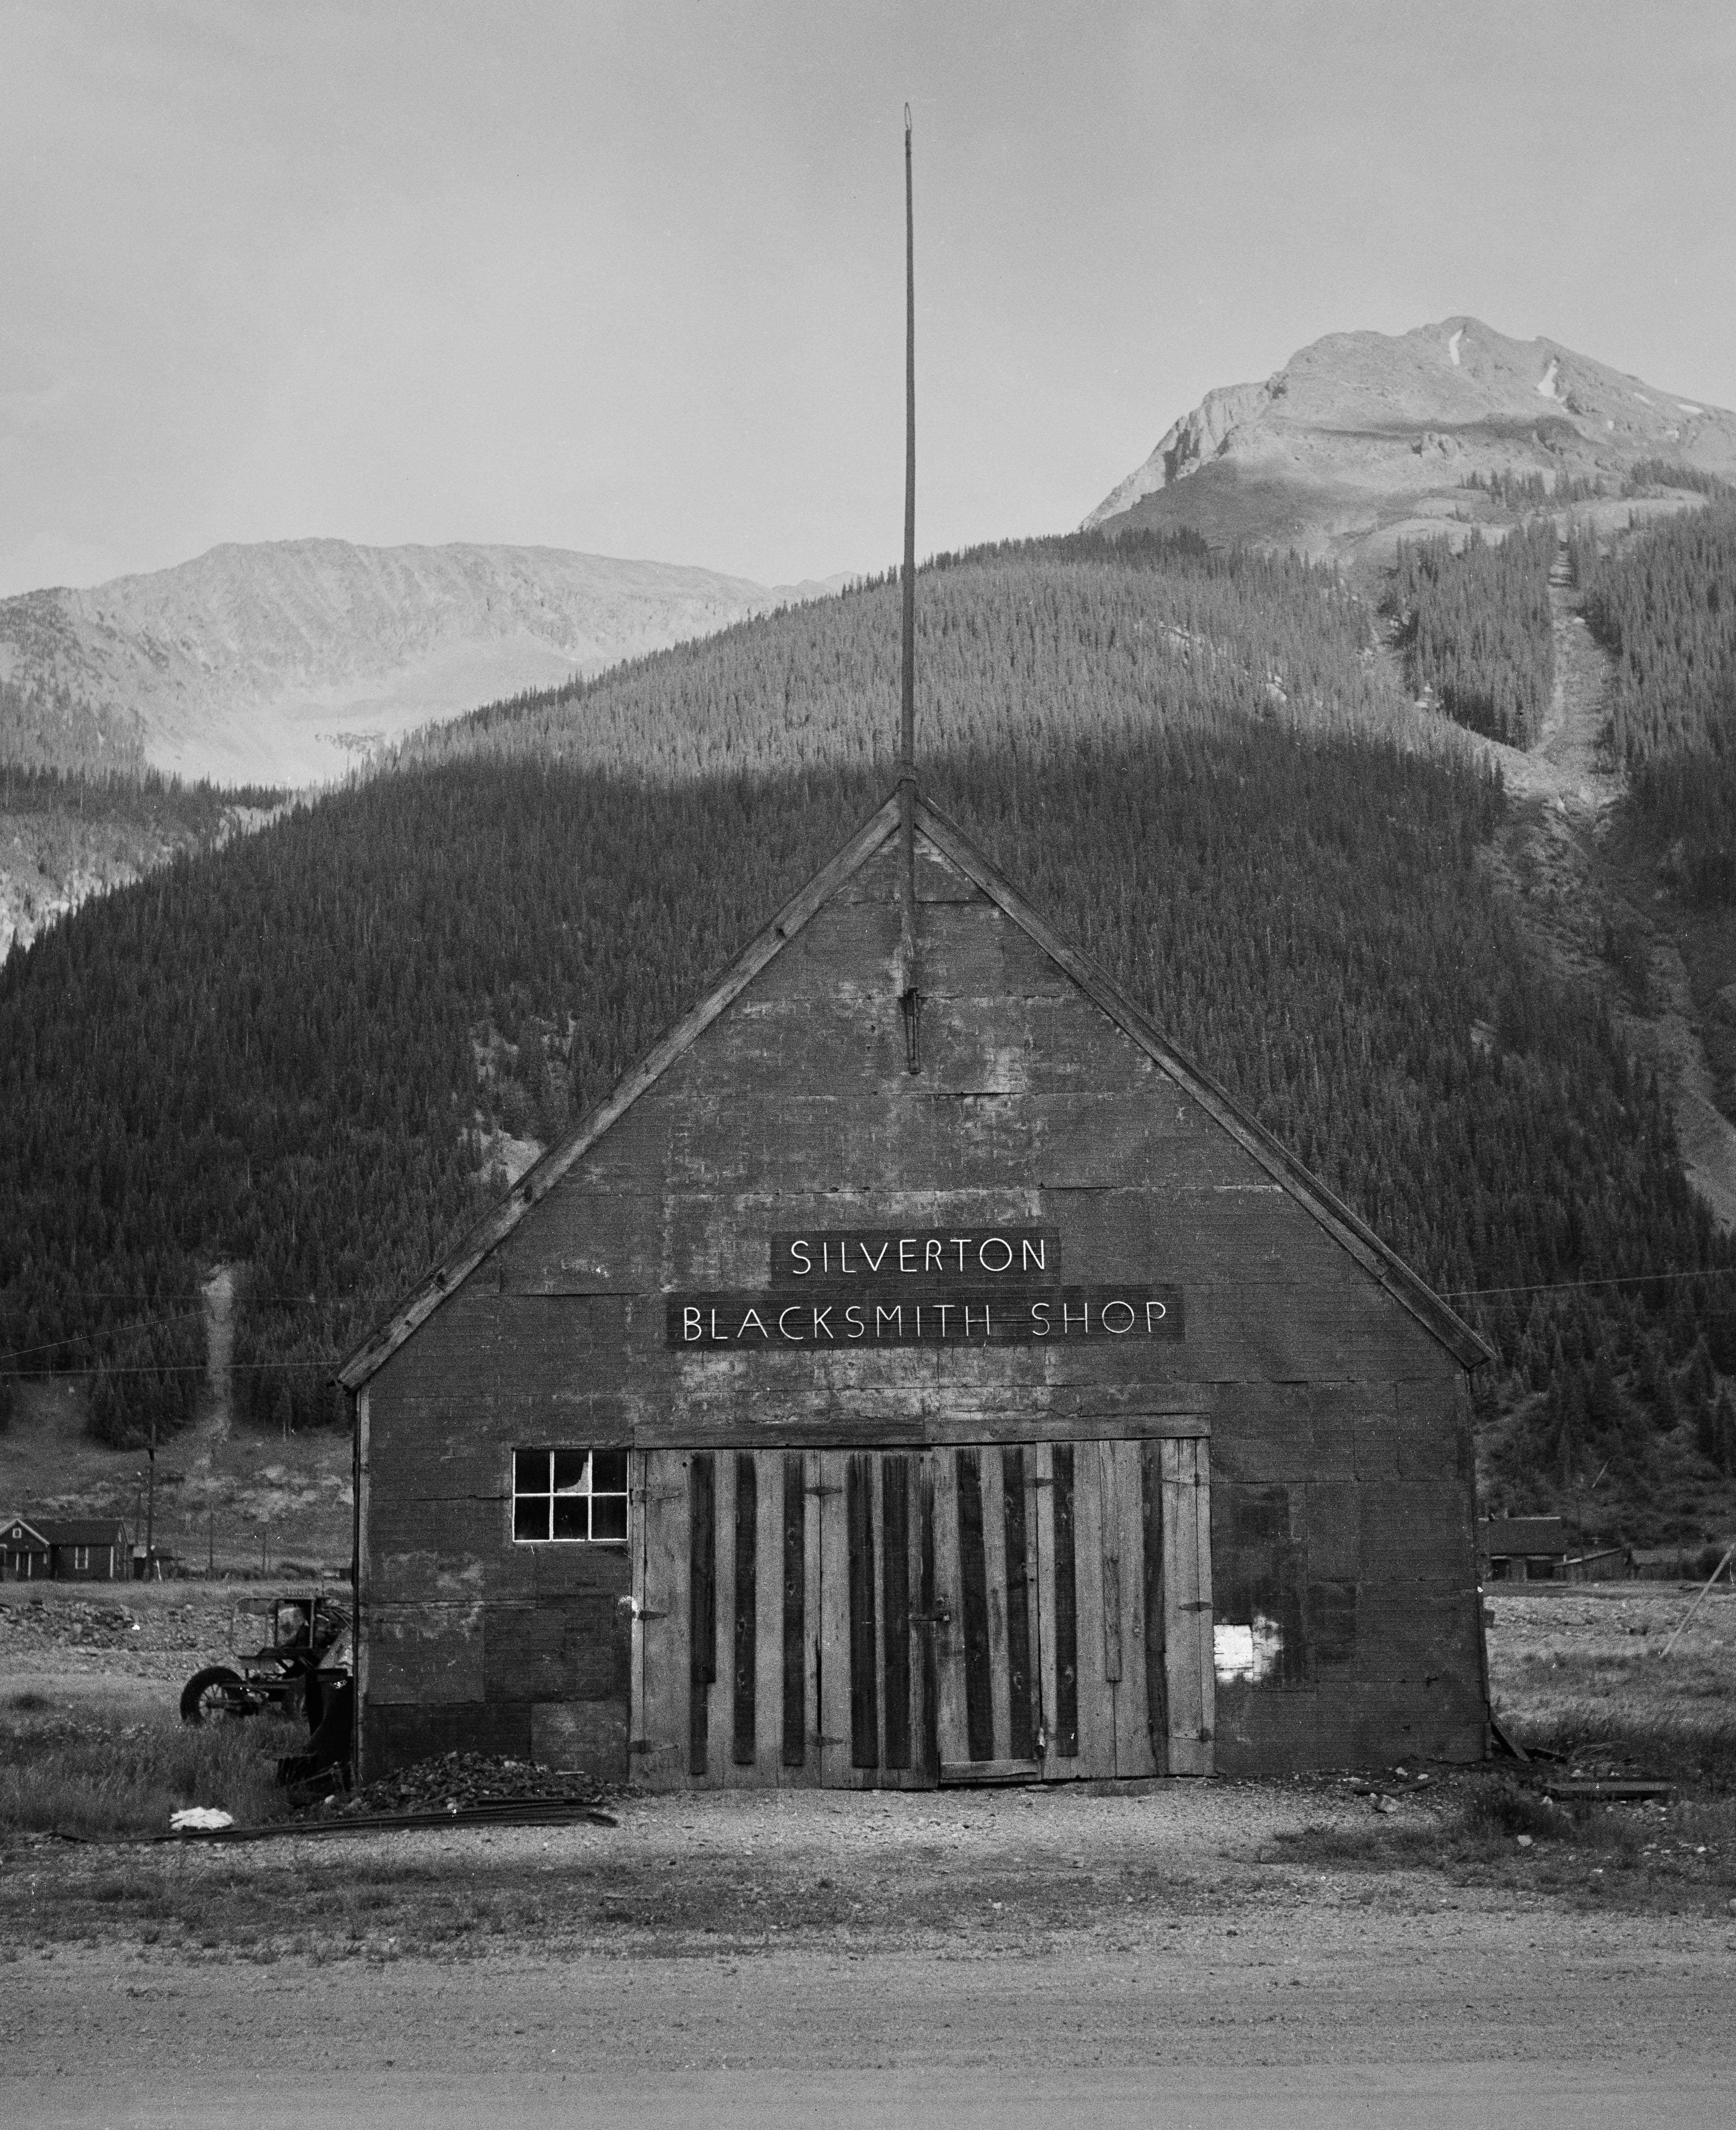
[665,1229,1182,1348]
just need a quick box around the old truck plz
[179,1585,352,1729]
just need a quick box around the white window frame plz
[73,1546,90,1571]
[511,1446,629,1545]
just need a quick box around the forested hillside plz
[0,670,147,778]
[1573,502,1736,905]
[2,534,1732,1541]
[0,770,283,957]
[390,531,1439,781]
[1385,522,1555,746]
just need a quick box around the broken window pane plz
[552,1449,590,1495]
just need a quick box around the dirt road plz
[8,1887,1735,2128]
[7,1776,1736,2128]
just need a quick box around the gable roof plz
[336,790,1493,1389]
[1481,1518,1569,1556]
[37,1518,127,1547]
[3,1517,52,1549]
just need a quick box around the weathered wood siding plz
[359,831,1484,1780]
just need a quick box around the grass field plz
[1488,1582,1736,1785]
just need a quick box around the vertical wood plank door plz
[935,1445,1043,1784]
[630,1436,1211,1790]
[632,1449,693,1792]
[1149,1436,1215,1776]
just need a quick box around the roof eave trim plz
[334,793,903,1391]
[914,797,1496,1372]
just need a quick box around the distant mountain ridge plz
[0,538,837,787]
[1088,317,1736,559]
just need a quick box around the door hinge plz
[909,1608,952,1625]
[805,1484,844,1496]
[617,1599,667,1620]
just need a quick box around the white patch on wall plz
[1447,327,1463,367]
[1213,1616,1285,1684]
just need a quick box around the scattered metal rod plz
[1540,1779,1674,1801]
[39,1801,618,1847]
[158,1801,619,1841]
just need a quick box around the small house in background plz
[2,1517,51,1580]
[1563,1542,1634,1583]
[0,1516,127,1582]
[1481,1516,1570,1582]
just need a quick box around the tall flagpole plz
[898,104,920,1071]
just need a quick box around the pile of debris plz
[333,1751,613,1817]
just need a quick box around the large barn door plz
[633,1436,1213,1790]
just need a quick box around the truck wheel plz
[180,1666,248,1724]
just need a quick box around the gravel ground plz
[0,1581,305,1690]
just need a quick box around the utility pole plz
[896,103,921,1073]
[144,1416,157,1578]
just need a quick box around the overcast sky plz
[3,0,1734,597]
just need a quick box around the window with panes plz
[511,1448,628,1542]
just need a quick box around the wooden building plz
[337,794,1493,1788]
[1480,1517,1570,1582]
[1,1516,127,1582]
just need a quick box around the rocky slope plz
[0,540,836,787]
[1088,317,1736,560]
